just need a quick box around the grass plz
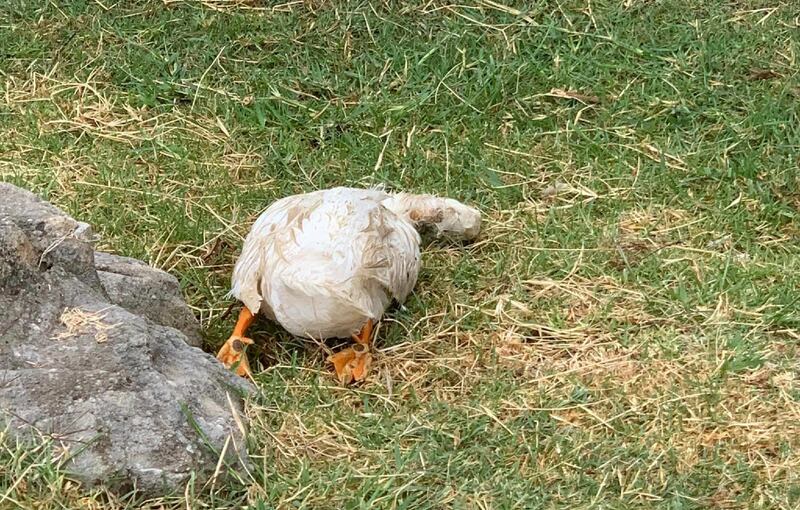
[1,0,799,507]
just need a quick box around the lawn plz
[1,0,799,508]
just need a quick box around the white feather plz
[229,187,479,340]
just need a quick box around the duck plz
[216,186,481,383]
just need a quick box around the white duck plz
[216,187,481,383]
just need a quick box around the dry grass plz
[53,307,116,343]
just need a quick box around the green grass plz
[1,0,799,508]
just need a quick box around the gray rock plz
[0,183,250,496]
[95,252,204,348]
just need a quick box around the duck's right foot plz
[328,343,372,385]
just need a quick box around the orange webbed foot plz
[328,347,356,385]
[350,343,372,382]
[216,335,254,379]
[328,343,372,385]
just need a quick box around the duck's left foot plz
[216,335,254,379]
[328,343,372,385]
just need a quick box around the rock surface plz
[0,183,250,496]
[94,252,204,348]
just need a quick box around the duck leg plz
[216,306,256,378]
[351,318,373,346]
[327,319,374,384]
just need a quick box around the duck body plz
[218,186,481,381]
[230,187,421,340]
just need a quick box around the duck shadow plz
[245,302,415,373]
